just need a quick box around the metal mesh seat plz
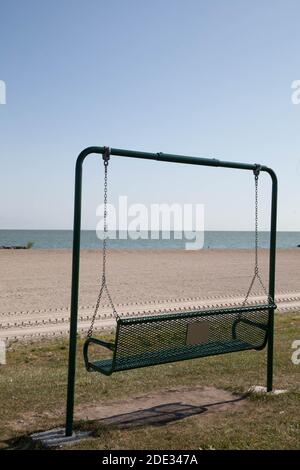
[83,303,274,376]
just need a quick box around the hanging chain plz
[243,165,273,306]
[87,148,118,338]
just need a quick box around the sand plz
[1,248,299,312]
[0,248,299,340]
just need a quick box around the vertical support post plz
[266,169,278,392]
[64,147,103,437]
[65,156,84,436]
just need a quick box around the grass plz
[0,313,299,450]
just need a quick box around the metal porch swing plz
[65,146,277,437]
[83,149,276,377]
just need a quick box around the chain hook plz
[103,146,111,165]
[253,163,261,179]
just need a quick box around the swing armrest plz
[84,337,115,351]
[232,317,268,340]
[83,337,115,372]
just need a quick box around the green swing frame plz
[65,146,277,437]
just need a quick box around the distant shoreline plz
[0,229,299,250]
[1,245,299,251]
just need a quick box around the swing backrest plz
[110,303,274,373]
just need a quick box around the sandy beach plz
[0,248,299,340]
[1,248,299,311]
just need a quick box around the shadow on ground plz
[2,395,247,449]
[98,395,247,428]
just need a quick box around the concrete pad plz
[30,427,91,448]
[248,385,288,395]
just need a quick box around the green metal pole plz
[265,169,278,392]
[65,147,103,436]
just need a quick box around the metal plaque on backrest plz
[186,321,209,345]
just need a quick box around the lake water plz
[0,230,299,249]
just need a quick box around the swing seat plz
[83,303,275,376]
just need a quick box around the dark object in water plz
[297,244,300,248]
[0,245,28,250]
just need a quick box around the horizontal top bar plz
[77,146,277,180]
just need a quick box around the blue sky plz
[0,0,299,230]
